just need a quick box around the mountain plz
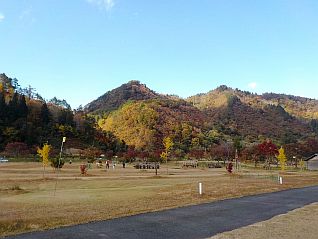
[85,80,170,114]
[2,72,317,156]
[186,85,318,120]
[92,83,318,150]
[185,86,318,144]
[203,95,313,143]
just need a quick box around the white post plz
[54,137,66,196]
[279,176,283,185]
[199,182,203,195]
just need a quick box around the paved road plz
[5,186,318,239]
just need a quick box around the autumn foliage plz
[258,140,279,158]
[1,73,318,166]
[277,147,287,171]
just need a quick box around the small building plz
[305,154,318,170]
[64,148,84,157]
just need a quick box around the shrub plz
[80,164,87,175]
[50,157,65,169]
[226,162,233,173]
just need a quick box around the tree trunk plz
[155,162,158,176]
[166,158,168,175]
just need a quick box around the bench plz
[134,162,160,169]
[182,160,198,168]
[208,162,222,168]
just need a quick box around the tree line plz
[0,74,126,158]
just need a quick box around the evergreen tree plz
[40,102,51,125]
[311,119,318,134]
[0,92,6,121]
[233,136,243,153]
[8,92,19,122]
[11,78,20,90]
[0,92,6,149]
[58,109,74,126]
[18,95,28,118]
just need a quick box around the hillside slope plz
[85,80,168,114]
[93,83,317,149]
[187,85,318,120]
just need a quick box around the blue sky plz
[0,0,317,108]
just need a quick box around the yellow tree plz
[102,102,158,149]
[277,146,287,171]
[299,160,305,171]
[160,137,174,174]
[37,143,52,178]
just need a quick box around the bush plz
[226,162,233,173]
[50,157,65,169]
[80,164,87,175]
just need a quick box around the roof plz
[305,153,318,161]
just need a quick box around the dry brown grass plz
[1,162,318,237]
[210,203,318,239]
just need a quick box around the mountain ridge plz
[1,73,318,156]
[88,80,318,149]
[85,80,318,121]
[84,80,171,114]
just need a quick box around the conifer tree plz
[8,92,19,122]
[18,95,28,118]
[40,102,51,126]
[0,92,6,120]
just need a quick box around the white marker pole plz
[199,182,203,195]
[279,177,283,185]
[54,137,66,196]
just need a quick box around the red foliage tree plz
[302,138,318,156]
[104,150,114,159]
[189,149,205,160]
[82,147,102,160]
[241,145,260,167]
[123,147,137,162]
[257,140,278,168]
[149,149,163,161]
[4,142,30,157]
[138,151,149,161]
[209,145,228,160]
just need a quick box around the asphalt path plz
[5,186,318,239]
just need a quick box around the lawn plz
[1,161,318,237]
[211,203,318,239]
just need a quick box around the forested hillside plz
[85,80,169,114]
[1,73,318,161]
[0,73,125,156]
[99,99,205,151]
[187,85,318,120]
[93,81,318,159]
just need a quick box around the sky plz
[0,0,317,108]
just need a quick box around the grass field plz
[1,161,318,237]
[210,203,318,239]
